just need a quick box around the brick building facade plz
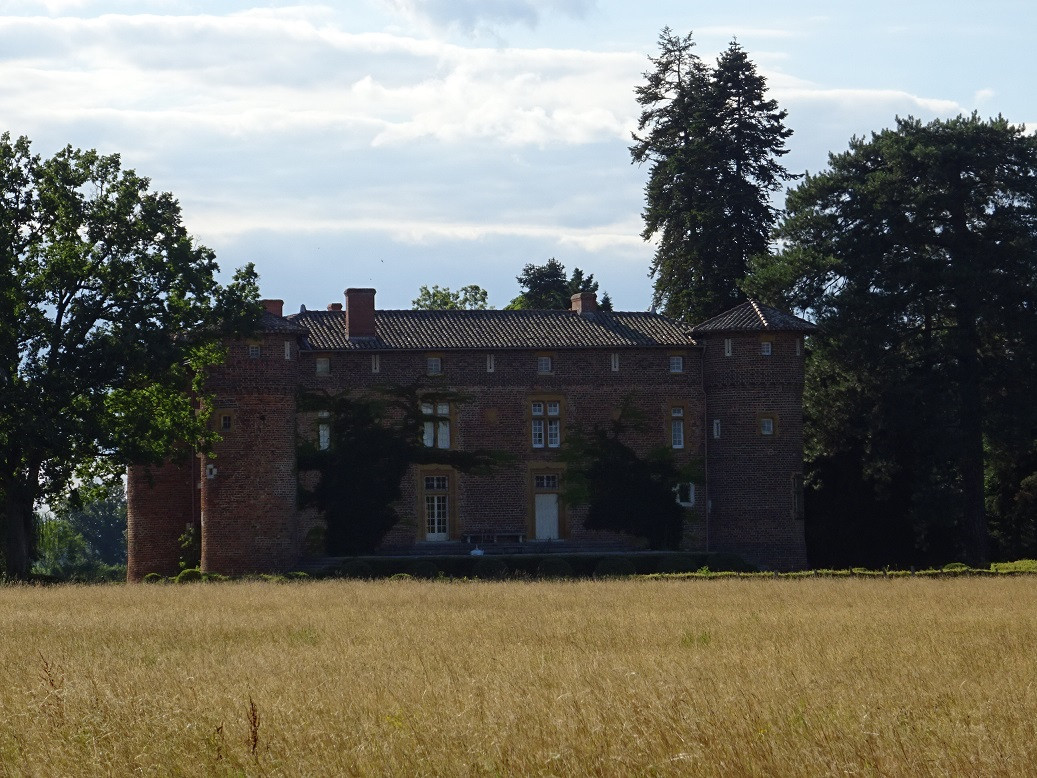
[126,289,814,579]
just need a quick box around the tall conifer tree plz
[631,31,794,323]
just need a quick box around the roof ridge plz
[747,298,769,329]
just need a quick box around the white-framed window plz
[671,407,685,449]
[421,401,451,449]
[531,400,562,448]
[315,357,330,375]
[675,483,695,507]
[724,338,732,357]
[371,354,380,373]
[537,355,553,374]
[534,474,559,489]
[760,416,775,436]
[712,419,721,439]
[669,355,684,373]
[426,356,442,375]
[284,341,292,360]
[610,353,620,372]
[486,354,495,373]
[318,424,331,450]
[761,340,773,356]
[423,475,449,540]
[248,345,261,359]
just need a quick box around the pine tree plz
[631,31,794,323]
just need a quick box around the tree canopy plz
[412,284,491,310]
[631,30,794,324]
[0,134,260,577]
[747,114,1037,566]
[507,258,612,311]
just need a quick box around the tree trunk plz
[3,481,34,579]
[955,311,990,567]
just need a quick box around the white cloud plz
[381,0,595,35]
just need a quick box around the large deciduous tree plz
[411,284,491,310]
[746,114,1037,567]
[0,134,260,578]
[631,30,794,323]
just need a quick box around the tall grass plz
[0,578,1035,775]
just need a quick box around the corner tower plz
[692,301,815,569]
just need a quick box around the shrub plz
[594,556,636,578]
[991,559,1037,573]
[142,572,165,584]
[942,562,970,572]
[202,572,229,583]
[339,560,374,579]
[472,557,508,580]
[408,560,441,579]
[389,573,413,580]
[175,568,203,584]
[537,558,573,579]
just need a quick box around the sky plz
[1,1,1034,313]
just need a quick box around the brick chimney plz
[261,299,284,317]
[344,288,376,337]
[570,291,598,314]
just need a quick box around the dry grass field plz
[0,577,1035,777]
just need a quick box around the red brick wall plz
[700,331,809,569]
[298,345,705,549]
[126,458,199,580]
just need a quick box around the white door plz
[534,493,559,540]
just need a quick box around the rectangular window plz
[669,355,684,373]
[671,407,684,449]
[315,357,330,375]
[796,338,803,356]
[421,402,451,449]
[537,355,553,374]
[712,419,721,439]
[220,414,232,431]
[724,338,732,357]
[675,483,695,507]
[760,417,775,436]
[534,474,559,489]
[284,341,292,361]
[318,423,330,450]
[531,400,562,448]
[547,419,561,448]
[371,354,380,373]
[761,340,773,356]
[427,356,442,375]
[486,354,495,373]
[424,475,448,490]
[610,353,620,372]
[531,418,545,448]
[248,345,261,359]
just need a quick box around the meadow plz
[1,577,1035,776]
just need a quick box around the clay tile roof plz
[690,300,816,334]
[259,310,306,335]
[287,309,696,351]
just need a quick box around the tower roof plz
[690,300,816,334]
